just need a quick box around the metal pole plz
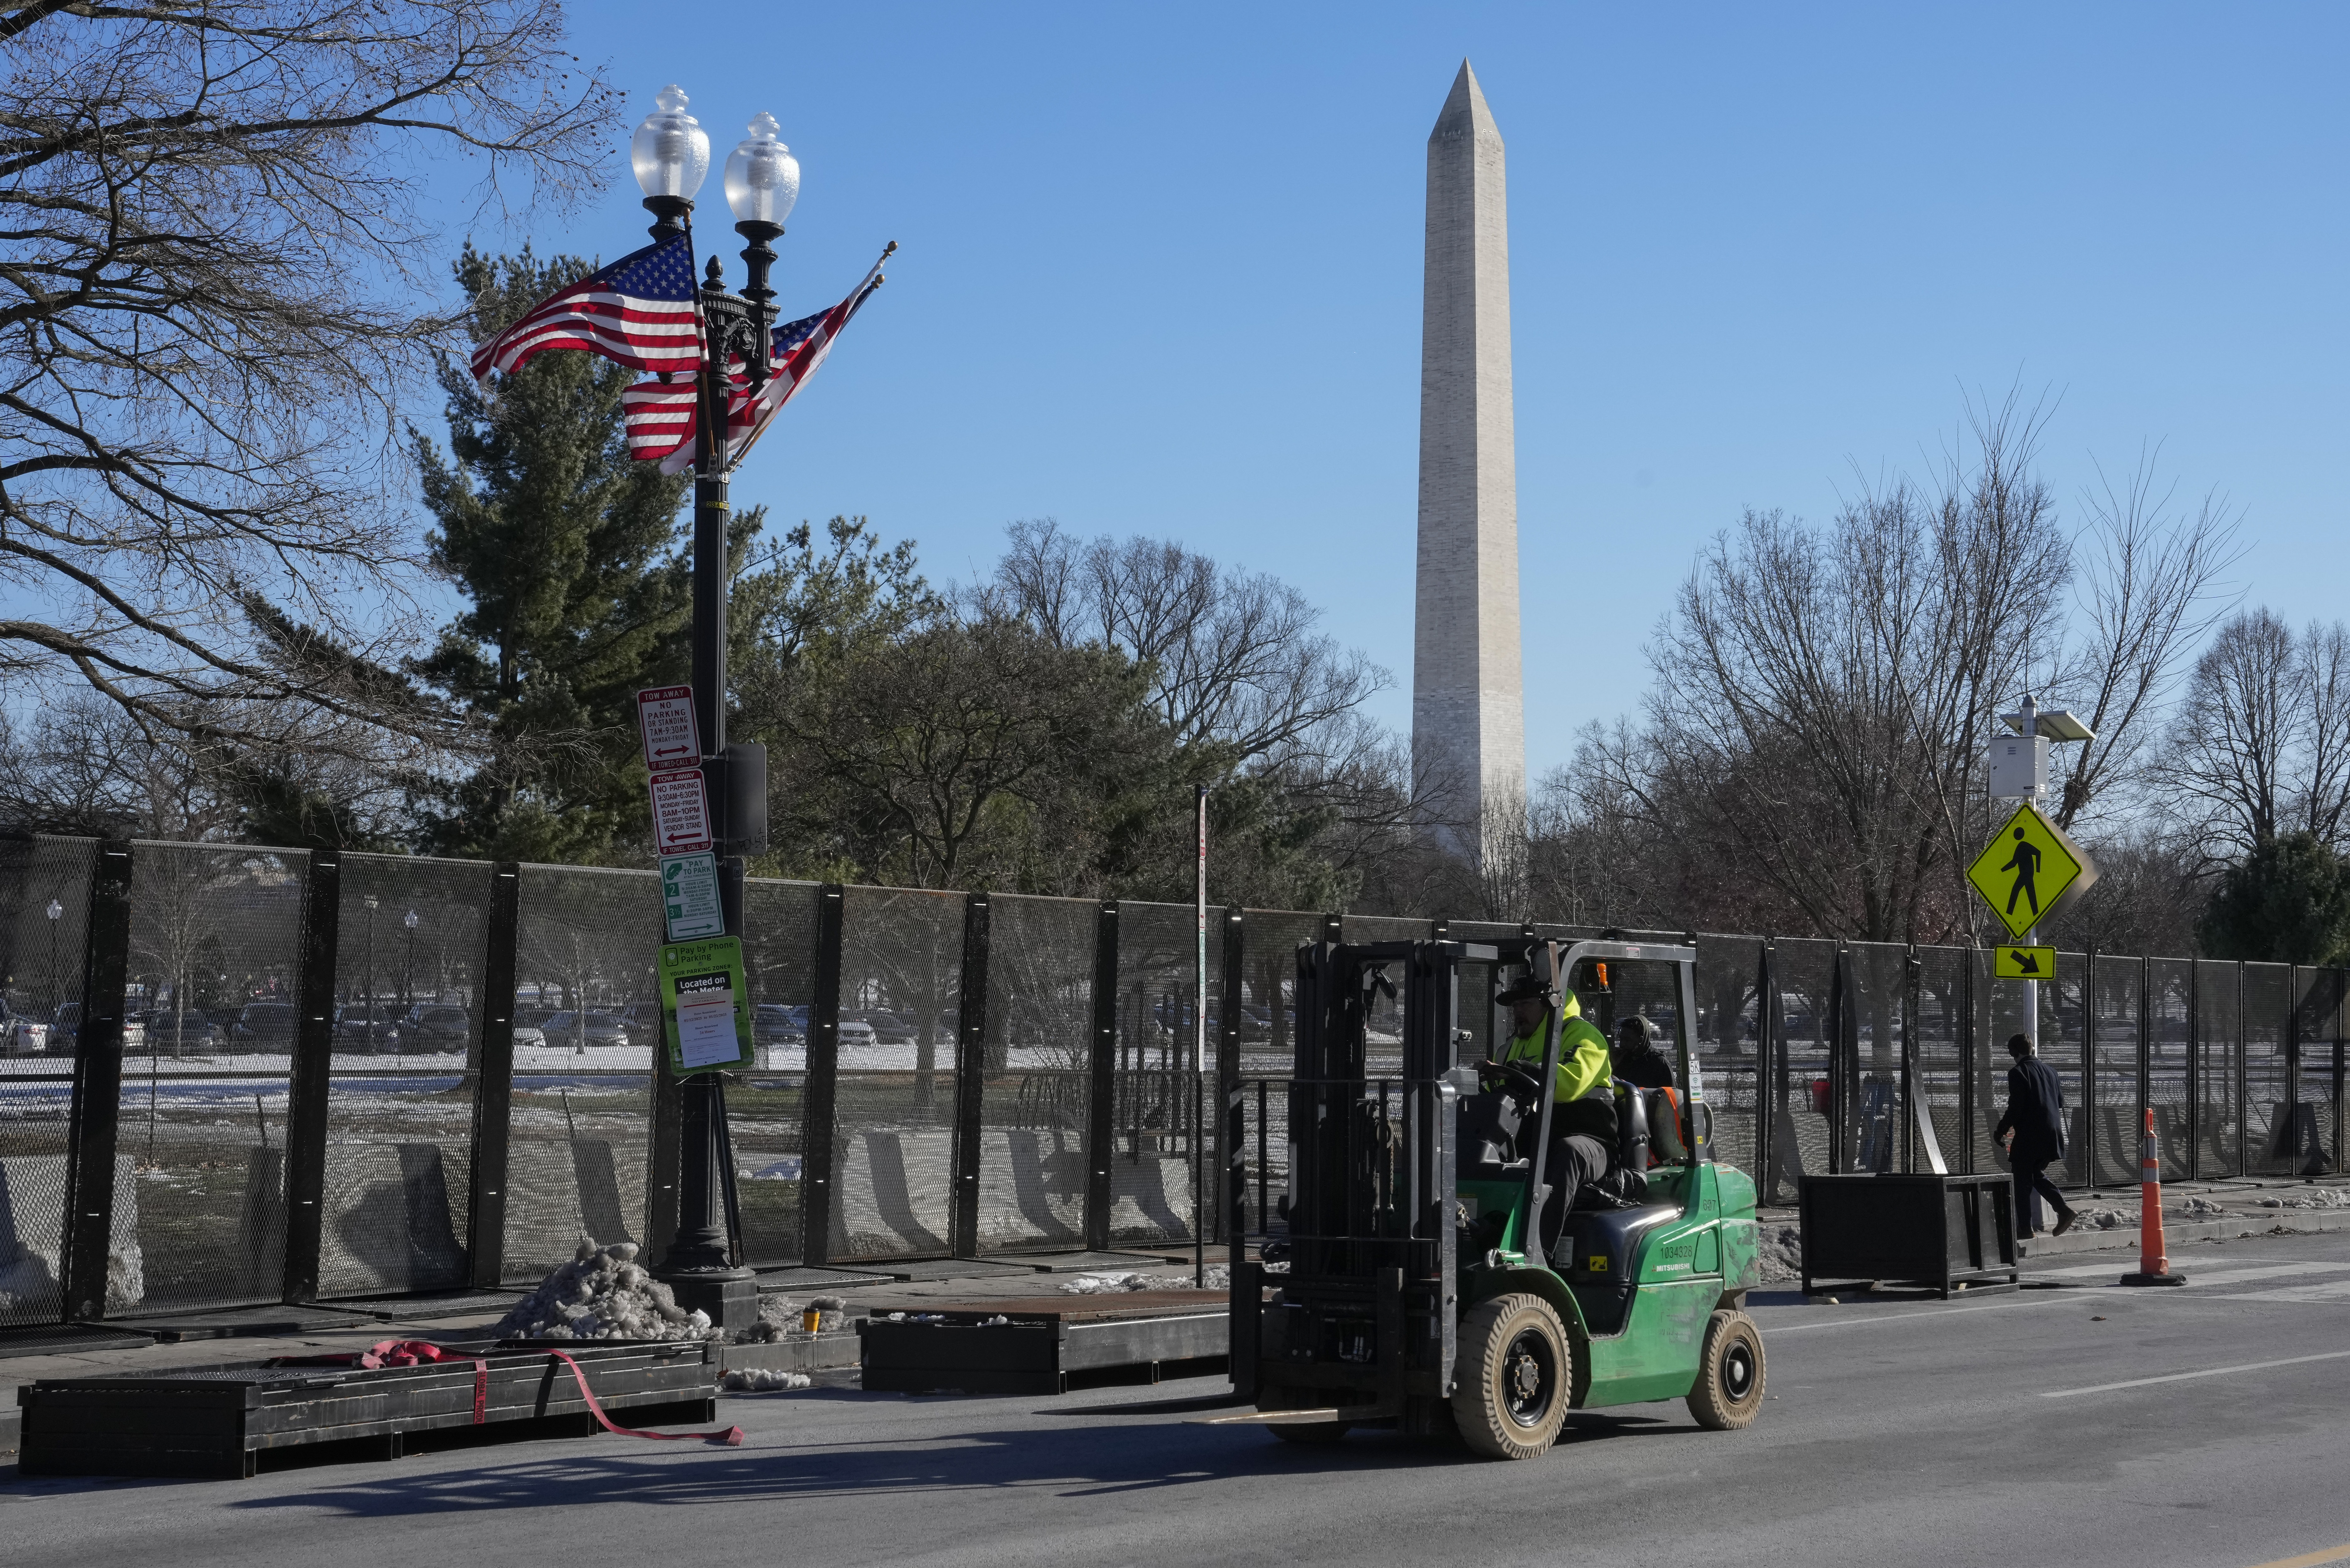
[2019,696,2039,1054]
[1194,783,1208,1286]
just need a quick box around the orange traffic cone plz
[2120,1107,2187,1287]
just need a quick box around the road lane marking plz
[1767,1296,2070,1333]
[2175,1261,2350,1289]
[2241,1542,2350,1568]
[2212,1278,2350,1303]
[2040,1349,2350,1399]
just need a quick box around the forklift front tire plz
[1686,1309,1766,1430]
[1451,1293,1572,1460]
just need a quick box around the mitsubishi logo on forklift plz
[1222,931,1770,1458]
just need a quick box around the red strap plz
[540,1347,743,1447]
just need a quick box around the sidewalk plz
[0,1247,1213,1460]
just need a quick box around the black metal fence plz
[1,833,2342,1328]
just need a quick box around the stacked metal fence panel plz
[830,885,962,1259]
[2301,968,2350,1174]
[2086,956,2144,1188]
[0,836,98,1324]
[733,877,819,1266]
[1771,937,1837,1187]
[502,863,656,1285]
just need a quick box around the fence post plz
[1900,947,1919,1174]
[465,863,520,1290]
[1827,945,1850,1173]
[1083,900,1119,1252]
[2138,957,2152,1177]
[645,1019,681,1267]
[60,840,131,1322]
[282,849,340,1303]
[1753,940,1774,1201]
[2186,960,2202,1181]
[2080,948,2098,1188]
[1221,907,1245,1257]
[949,891,990,1257]
[2236,962,2249,1176]
[1958,946,1975,1175]
[799,884,844,1266]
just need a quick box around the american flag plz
[620,250,888,475]
[469,234,701,385]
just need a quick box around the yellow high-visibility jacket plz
[1503,994,1614,1105]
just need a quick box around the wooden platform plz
[857,1291,1230,1395]
[17,1339,720,1479]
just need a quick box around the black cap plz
[1496,975,1555,1005]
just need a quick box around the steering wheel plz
[1481,1058,1547,1108]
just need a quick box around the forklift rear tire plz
[1451,1293,1571,1460]
[1686,1309,1766,1430]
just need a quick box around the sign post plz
[1971,696,2099,1056]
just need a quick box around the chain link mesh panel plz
[1770,938,1837,1181]
[2244,962,2296,1176]
[0,837,98,1323]
[972,894,1096,1252]
[1913,946,1967,1177]
[731,877,820,1266]
[502,864,657,1284]
[115,842,308,1316]
[2147,958,2194,1180]
[2085,956,2144,1188]
[829,887,962,1259]
[2197,960,2243,1177]
[1109,900,1213,1246]
[1692,935,1762,1179]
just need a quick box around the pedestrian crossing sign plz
[1967,802,2096,941]
[1994,945,2056,979]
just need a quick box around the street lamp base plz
[656,1266,758,1335]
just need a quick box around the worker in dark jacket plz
[1995,1033,2076,1238]
[1612,1016,1676,1089]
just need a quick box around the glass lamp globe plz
[723,113,800,226]
[631,85,711,201]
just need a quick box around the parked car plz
[134,1007,224,1053]
[752,1004,803,1048]
[541,1010,630,1050]
[0,999,49,1056]
[233,1001,298,1049]
[851,1010,916,1045]
[332,1003,404,1051]
[47,1002,146,1053]
[401,1003,472,1053]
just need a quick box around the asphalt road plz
[9,1228,2350,1568]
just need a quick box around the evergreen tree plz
[2197,832,2350,965]
[409,246,697,863]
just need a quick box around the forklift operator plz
[1487,976,1629,1228]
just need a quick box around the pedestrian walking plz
[1996,1032,2076,1238]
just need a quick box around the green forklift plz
[1219,936,1766,1459]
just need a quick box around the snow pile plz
[2075,1207,2135,1231]
[1755,1224,1803,1283]
[2177,1196,2229,1218]
[734,1291,849,1343]
[492,1240,719,1341]
[720,1367,811,1392]
[1060,1265,1231,1294]
[2259,1188,2350,1210]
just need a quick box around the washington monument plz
[1412,59,1524,866]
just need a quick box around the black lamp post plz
[631,86,795,1314]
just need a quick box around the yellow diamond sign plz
[1969,802,2097,940]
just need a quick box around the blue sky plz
[447,2,2348,778]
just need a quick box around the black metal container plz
[1799,1172,2018,1299]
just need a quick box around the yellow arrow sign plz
[1968,801,2096,940]
[1994,945,2055,979]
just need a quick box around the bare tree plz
[2050,447,2244,830]
[2168,610,2350,866]
[0,0,616,745]
[981,519,1388,770]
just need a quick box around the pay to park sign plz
[657,936,753,1075]
[1967,800,2099,943]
